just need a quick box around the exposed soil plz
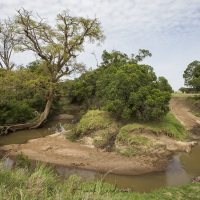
[0,132,169,175]
[0,97,199,175]
[170,97,200,137]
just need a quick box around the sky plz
[1,0,200,91]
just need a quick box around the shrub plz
[68,50,172,121]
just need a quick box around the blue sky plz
[1,0,200,90]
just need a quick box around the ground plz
[170,95,200,138]
[0,96,199,175]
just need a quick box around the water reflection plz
[0,119,72,146]
[97,172,167,192]
[166,155,193,187]
[179,144,200,176]
[0,118,200,193]
[56,167,96,181]
[0,157,14,169]
[55,144,200,193]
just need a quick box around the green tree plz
[0,63,60,126]
[0,9,105,134]
[69,50,172,121]
[157,76,173,93]
[183,60,200,91]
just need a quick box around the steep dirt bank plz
[170,96,200,136]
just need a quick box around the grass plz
[116,127,152,156]
[66,110,119,147]
[118,112,188,141]
[67,110,188,156]
[76,110,115,133]
[142,112,188,140]
[184,95,200,117]
[172,93,198,97]
[115,112,188,156]
[67,110,187,141]
[0,161,200,200]
[93,128,116,148]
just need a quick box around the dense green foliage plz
[69,50,173,121]
[0,161,199,200]
[183,60,200,92]
[0,9,104,129]
[0,62,61,125]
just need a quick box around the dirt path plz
[170,97,200,135]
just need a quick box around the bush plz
[0,100,35,125]
[68,50,172,121]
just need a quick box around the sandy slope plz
[170,97,200,136]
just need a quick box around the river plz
[0,119,200,193]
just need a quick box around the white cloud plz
[1,0,200,90]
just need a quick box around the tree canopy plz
[69,50,172,121]
[0,9,105,134]
[0,62,61,125]
[183,60,200,92]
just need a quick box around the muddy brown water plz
[0,119,200,193]
[56,145,200,193]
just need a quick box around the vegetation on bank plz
[0,9,105,132]
[0,161,199,200]
[66,110,119,148]
[0,64,61,125]
[172,93,200,117]
[185,95,200,117]
[0,9,173,131]
[68,50,173,121]
[180,60,200,93]
[66,110,188,156]
[115,113,188,156]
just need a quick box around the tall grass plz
[0,161,199,200]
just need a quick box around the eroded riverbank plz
[0,133,200,193]
[0,129,198,176]
[0,132,170,175]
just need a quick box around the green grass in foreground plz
[0,162,199,200]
